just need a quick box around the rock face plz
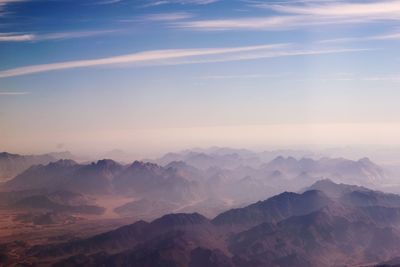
[10,180,400,267]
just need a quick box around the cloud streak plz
[144,0,219,7]
[0,0,27,16]
[0,44,286,78]
[266,0,400,18]
[0,30,120,42]
[0,91,29,95]
[0,44,369,78]
[0,33,34,41]
[120,12,194,23]
[175,0,400,31]
[141,12,194,21]
[319,31,400,44]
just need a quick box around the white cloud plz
[0,44,369,78]
[95,0,122,4]
[0,30,119,42]
[0,33,34,41]
[144,0,219,6]
[319,31,400,44]
[0,0,26,16]
[173,14,369,31]
[120,12,194,23]
[267,0,400,18]
[167,47,370,66]
[200,73,290,79]
[0,91,29,95]
[362,74,400,82]
[174,16,308,30]
[175,0,400,31]
[142,12,194,21]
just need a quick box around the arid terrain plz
[2,148,400,266]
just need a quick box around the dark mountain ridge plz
[14,180,400,267]
[212,190,332,229]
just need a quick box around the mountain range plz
[5,179,400,266]
[0,152,390,221]
[0,151,74,181]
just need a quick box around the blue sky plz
[1,0,400,157]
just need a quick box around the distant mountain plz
[2,154,389,222]
[302,178,368,198]
[4,159,124,194]
[4,159,81,191]
[3,159,202,211]
[156,149,385,187]
[260,156,385,186]
[0,151,74,180]
[154,150,388,207]
[63,159,124,194]
[305,179,400,208]
[113,161,200,203]
[165,161,205,182]
[156,148,262,170]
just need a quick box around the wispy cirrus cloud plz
[200,73,290,80]
[0,33,34,41]
[142,12,194,21]
[0,29,119,42]
[0,44,369,78]
[95,0,123,4]
[0,44,286,78]
[265,0,400,18]
[319,31,400,44]
[143,0,219,7]
[362,74,400,82]
[0,91,29,95]
[0,0,26,16]
[174,16,309,31]
[120,12,194,23]
[175,0,400,31]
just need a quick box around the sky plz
[1,0,400,157]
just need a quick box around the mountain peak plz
[91,159,121,169]
[310,178,336,187]
[165,160,190,169]
[0,152,20,159]
[304,179,369,198]
[272,156,285,162]
[357,157,376,166]
[48,159,77,168]
[130,161,160,170]
[151,212,209,228]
